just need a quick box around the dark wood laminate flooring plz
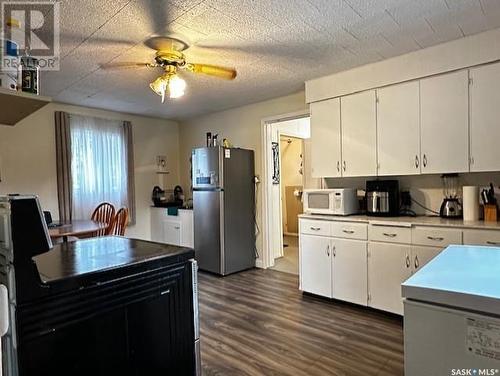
[198,268,404,376]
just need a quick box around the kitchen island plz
[402,245,500,375]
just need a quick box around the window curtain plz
[123,121,136,225]
[55,111,73,222]
[69,114,129,220]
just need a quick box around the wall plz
[178,91,308,264]
[280,136,303,234]
[325,172,500,216]
[0,103,180,240]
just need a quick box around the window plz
[69,114,128,220]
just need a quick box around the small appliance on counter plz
[439,174,462,218]
[365,180,399,216]
[152,185,186,208]
[302,188,358,216]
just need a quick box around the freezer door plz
[192,147,223,189]
[193,190,223,274]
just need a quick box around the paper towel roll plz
[463,186,479,221]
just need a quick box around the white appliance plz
[403,245,500,376]
[303,188,358,215]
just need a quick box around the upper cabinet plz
[420,70,469,174]
[469,62,500,172]
[341,90,377,177]
[376,81,421,176]
[310,98,342,178]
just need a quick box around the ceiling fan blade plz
[99,62,156,70]
[145,0,170,34]
[185,63,237,80]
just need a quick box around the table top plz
[48,220,108,238]
[34,236,195,284]
[402,245,500,315]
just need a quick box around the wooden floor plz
[198,268,404,376]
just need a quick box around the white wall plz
[0,103,180,240]
[179,91,307,264]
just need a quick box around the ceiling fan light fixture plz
[168,74,186,99]
[149,72,186,102]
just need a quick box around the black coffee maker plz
[365,180,399,216]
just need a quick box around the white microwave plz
[303,188,358,216]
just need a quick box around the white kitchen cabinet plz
[332,239,367,306]
[310,98,342,177]
[368,242,412,315]
[163,219,181,245]
[300,234,332,298]
[150,208,194,248]
[469,62,500,172]
[411,246,442,273]
[376,81,421,176]
[420,70,469,174]
[341,90,377,177]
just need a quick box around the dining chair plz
[91,202,116,236]
[110,208,129,236]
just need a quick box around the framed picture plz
[272,142,280,185]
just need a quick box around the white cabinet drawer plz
[412,227,462,247]
[300,219,331,236]
[463,229,500,246]
[331,222,367,240]
[369,224,411,244]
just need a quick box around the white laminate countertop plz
[402,245,500,316]
[298,213,500,230]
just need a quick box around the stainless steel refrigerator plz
[192,147,256,275]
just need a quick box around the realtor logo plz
[1,1,60,70]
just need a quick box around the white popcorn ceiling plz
[34,0,500,120]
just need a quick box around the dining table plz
[48,220,108,242]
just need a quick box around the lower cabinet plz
[300,234,332,297]
[368,242,412,315]
[163,219,182,246]
[332,239,367,306]
[411,246,442,272]
[151,209,194,248]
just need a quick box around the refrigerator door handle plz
[219,191,225,275]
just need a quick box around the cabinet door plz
[368,242,412,315]
[470,62,500,172]
[341,90,377,177]
[377,81,420,176]
[299,235,332,298]
[411,246,442,273]
[332,239,367,306]
[420,70,469,174]
[163,219,181,246]
[310,98,342,177]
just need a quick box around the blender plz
[439,173,463,218]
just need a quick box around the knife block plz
[484,204,498,222]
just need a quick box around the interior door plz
[310,98,342,177]
[377,81,421,176]
[300,235,332,298]
[341,90,377,177]
[368,242,412,315]
[469,62,500,172]
[420,70,469,174]
[332,239,368,306]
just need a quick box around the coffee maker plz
[365,180,399,216]
[439,174,462,218]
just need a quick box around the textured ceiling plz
[27,0,500,119]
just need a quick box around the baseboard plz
[255,259,264,269]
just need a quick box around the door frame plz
[260,110,310,269]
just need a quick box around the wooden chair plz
[110,207,129,236]
[91,202,115,236]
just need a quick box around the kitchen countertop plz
[402,245,500,315]
[299,213,500,230]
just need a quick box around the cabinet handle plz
[326,245,330,257]
[310,226,321,231]
[337,161,340,172]
[382,232,397,238]
[343,161,346,172]
[174,226,181,230]
[414,255,419,269]
[486,241,500,246]
[427,236,444,242]
[332,246,336,257]
[342,229,355,234]
[415,155,419,169]
[422,154,427,168]
[405,255,411,268]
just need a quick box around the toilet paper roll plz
[463,186,479,221]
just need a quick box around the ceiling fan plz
[101,36,237,102]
